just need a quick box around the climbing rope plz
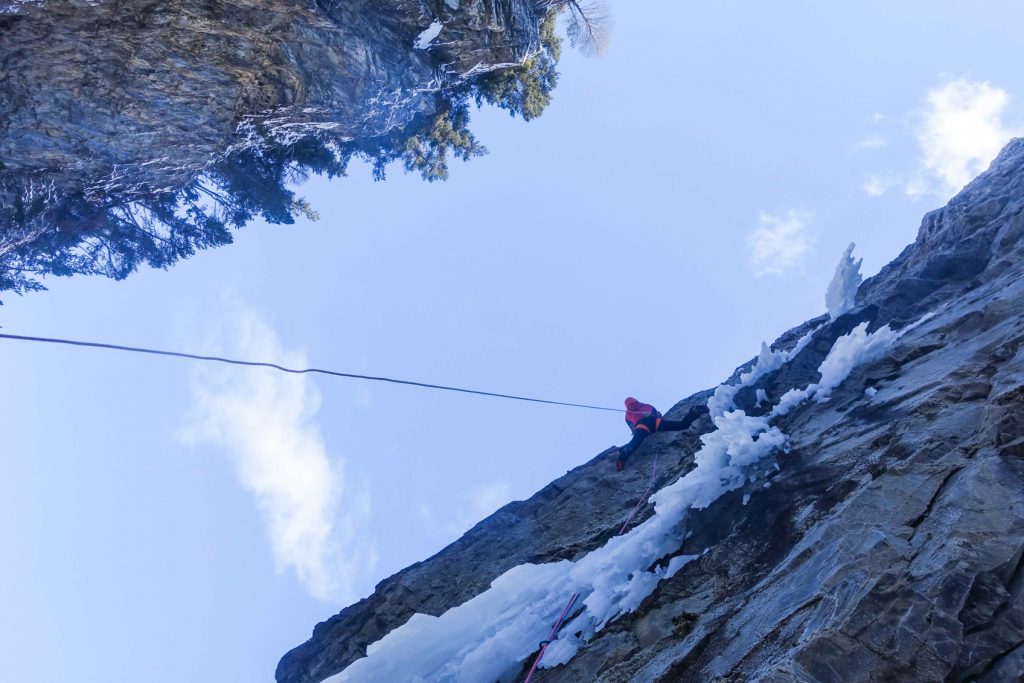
[0,332,623,412]
[618,447,661,534]
[523,446,664,679]
[523,592,580,683]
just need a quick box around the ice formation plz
[326,318,906,683]
[825,242,863,319]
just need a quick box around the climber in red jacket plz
[615,397,709,471]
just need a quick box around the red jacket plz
[624,397,659,430]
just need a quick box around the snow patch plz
[709,324,820,417]
[2,0,45,13]
[772,321,900,416]
[331,562,573,683]
[815,322,899,402]
[665,554,698,579]
[327,315,915,682]
[415,21,444,49]
[327,401,788,682]
[772,386,816,417]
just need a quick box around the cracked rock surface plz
[0,0,543,198]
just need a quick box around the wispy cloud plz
[745,210,814,277]
[862,171,899,197]
[909,78,1022,197]
[179,303,374,603]
[860,78,1021,200]
[854,134,887,151]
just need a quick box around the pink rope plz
[523,592,580,683]
[522,449,662,681]
[618,448,660,535]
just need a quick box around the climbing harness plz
[632,416,663,434]
[0,332,623,413]
[618,447,660,535]
[523,591,580,683]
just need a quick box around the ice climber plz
[615,397,709,471]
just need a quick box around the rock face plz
[280,139,1024,682]
[0,0,550,295]
[0,0,543,196]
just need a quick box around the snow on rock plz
[772,386,815,417]
[329,406,784,678]
[543,406,788,665]
[772,320,900,415]
[709,326,819,417]
[328,562,574,683]
[322,318,913,683]
[815,321,898,401]
[707,382,740,418]
[825,242,863,319]
[665,554,698,579]
[709,343,785,415]
[748,341,787,381]
[2,0,44,14]
[326,391,792,681]
[415,21,444,49]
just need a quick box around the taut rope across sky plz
[0,332,624,412]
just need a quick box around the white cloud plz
[870,112,885,124]
[862,171,898,197]
[745,210,815,277]
[179,303,375,603]
[855,134,887,151]
[912,78,1022,197]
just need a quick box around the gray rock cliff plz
[1,0,543,194]
[279,139,1024,682]
[0,0,551,294]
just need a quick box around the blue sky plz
[3,2,1024,681]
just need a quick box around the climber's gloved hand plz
[615,447,628,472]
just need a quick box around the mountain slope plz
[280,139,1024,682]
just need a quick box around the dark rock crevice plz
[907,466,964,541]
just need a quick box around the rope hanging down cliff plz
[0,332,623,412]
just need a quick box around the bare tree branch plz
[544,0,611,57]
